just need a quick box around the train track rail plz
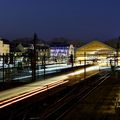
[0,71,110,120]
[31,73,110,120]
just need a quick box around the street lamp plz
[2,53,5,83]
[116,40,119,67]
[84,52,86,79]
[43,54,46,79]
[31,33,37,82]
[70,53,74,68]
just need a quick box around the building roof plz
[76,40,116,57]
[0,38,10,44]
[36,45,49,49]
[50,45,69,47]
[76,40,115,51]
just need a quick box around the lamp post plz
[31,33,37,82]
[116,39,119,67]
[84,52,86,79]
[43,54,46,79]
[3,54,5,83]
[70,53,74,68]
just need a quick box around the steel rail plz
[40,73,110,120]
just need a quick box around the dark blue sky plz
[0,0,120,41]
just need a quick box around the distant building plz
[36,44,50,61]
[0,38,10,55]
[11,40,50,64]
[50,44,74,63]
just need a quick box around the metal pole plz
[70,54,74,68]
[84,52,86,79]
[14,53,15,68]
[43,54,46,79]
[116,41,119,67]
[3,54,5,83]
[98,54,100,72]
[32,33,37,81]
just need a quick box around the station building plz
[75,41,118,66]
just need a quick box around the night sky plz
[0,0,120,42]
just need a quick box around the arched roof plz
[76,41,116,58]
[76,41,115,51]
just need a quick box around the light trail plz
[0,79,68,109]
[13,64,71,80]
[68,66,99,76]
[0,65,109,109]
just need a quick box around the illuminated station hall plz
[75,40,119,67]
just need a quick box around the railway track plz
[0,71,110,120]
[28,72,110,120]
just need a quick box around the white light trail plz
[0,79,68,109]
[68,66,99,76]
[0,65,110,108]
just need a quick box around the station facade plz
[75,41,118,66]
